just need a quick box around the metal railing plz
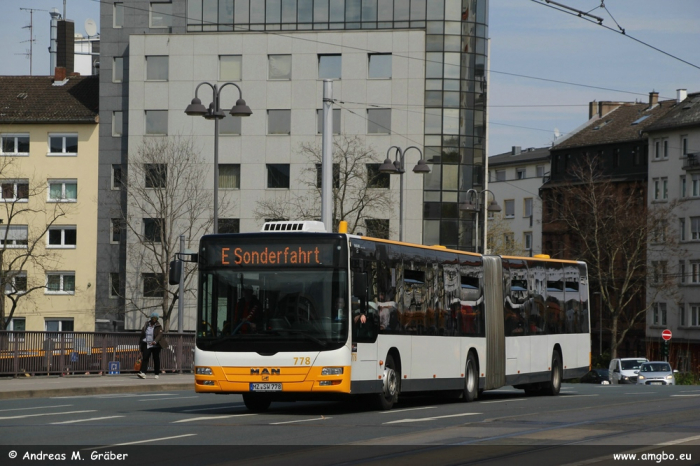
[0,331,195,377]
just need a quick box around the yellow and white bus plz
[193,221,590,412]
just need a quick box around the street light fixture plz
[459,188,501,253]
[185,82,252,233]
[379,145,431,242]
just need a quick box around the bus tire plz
[242,393,272,413]
[463,353,478,402]
[543,350,562,396]
[375,354,399,410]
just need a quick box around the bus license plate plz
[250,383,282,392]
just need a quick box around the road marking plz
[51,416,125,425]
[271,417,330,425]
[172,414,257,423]
[671,394,700,397]
[181,404,245,412]
[0,410,96,420]
[623,392,655,395]
[384,413,481,424]
[379,406,437,414]
[562,434,700,466]
[660,434,700,445]
[560,394,598,398]
[139,396,199,402]
[480,398,526,404]
[52,393,180,399]
[85,434,197,450]
[0,404,72,413]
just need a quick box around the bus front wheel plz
[463,353,478,402]
[243,393,272,413]
[375,354,399,410]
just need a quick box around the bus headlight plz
[321,367,344,376]
[196,367,213,375]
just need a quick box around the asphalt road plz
[1,384,699,465]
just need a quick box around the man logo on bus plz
[250,368,281,375]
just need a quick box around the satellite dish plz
[85,18,97,37]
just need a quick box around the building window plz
[316,109,341,134]
[681,175,686,198]
[5,272,27,295]
[315,163,340,189]
[495,169,506,181]
[368,53,392,79]
[692,217,700,240]
[680,218,686,241]
[145,110,168,135]
[682,136,688,156]
[679,260,686,284]
[46,272,75,294]
[692,262,700,284]
[367,109,391,134]
[146,56,169,81]
[524,198,533,217]
[219,218,240,234]
[524,232,532,250]
[679,303,686,326]
[143,218,163,243]
[694,175,700,197]
[1,180,29,201]
[652,261,667,284]
[654,140,661,160]
[150,2,173,28]
[45,319,74,331]
[111,165,122,190]
[114,2,124,28]
[111,218,122,244]
[113,57,123,83]
[504,200,515,218]
[47,226,76,248]
[516,168,526,179]
[504,233,514,248]
[268,54,292,80]
[142,273,164,298]
[1,134,29,155]
[145,164,167,188]
[367,163,390,188]
[0,225,28,248]
[219,115,241,135]
[653,177,668,200]
[48,180,77,202]
[663,139,668,159]
[48,134,78,155]
[8,317,25,332]
[268,110,291,135]
[109,273,120,298]
[112,111,123,137]
[536,165,545,177]
[266,164,290,188]
[612,148,620,168]
[366,219,389,239]
[691,305,700,327]
[219,164,240,189]
[219,55,242,81]
[318,54,341,79]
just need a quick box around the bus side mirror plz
[169,260,182,285]
[353,272,367,298]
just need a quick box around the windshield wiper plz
[266,329,327,347]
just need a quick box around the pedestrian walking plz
[138,312,168,379]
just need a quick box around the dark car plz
[580,369,610,384]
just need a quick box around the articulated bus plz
[193,221,590,412]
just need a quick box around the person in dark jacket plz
[138,312,167,379]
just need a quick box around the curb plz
[0,383,194,400]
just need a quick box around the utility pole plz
[19,8,46,75]
[321,80,334,233]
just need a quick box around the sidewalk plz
[0,372,194,400]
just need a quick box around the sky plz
[1,0,698,157]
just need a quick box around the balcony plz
[682,153,700,171]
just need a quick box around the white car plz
[608,358,648,384]
[636,361,676,386]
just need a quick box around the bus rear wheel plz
[243,393,272,412]
[543,350,562,396]
[463,353,478,402]
[375,354,399,410]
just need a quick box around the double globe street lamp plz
[379,146,431,242]
[459,188,501,253]
[185,82,252,233]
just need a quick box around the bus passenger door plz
[350,269,378,387]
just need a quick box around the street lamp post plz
[379,146,431,242]
[459,189,501,253]
[185,82,252,233]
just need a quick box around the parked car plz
[580,369,610,384]
[608,358,648,384]
[636,361,677,386]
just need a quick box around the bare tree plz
[544,155,678,359]
[0,158,71,330]
[121,136,229,331]
[486,213,525,256]
[254,135,393,234]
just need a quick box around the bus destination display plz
[204,241,339,267]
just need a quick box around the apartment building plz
[0,74,99,332]
[99,0,490,330]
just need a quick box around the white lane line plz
[624,392,655,395]
[384,413,481,424]
[172,414,257,423]
[671,394,700,397]
[0,410,96,420]
[480,398,527,404]
[660,434,700,445]
[52,393,180,399]
[51,416,125,425]
[560,394,598,398]
[139,396,199,402]
[0,404,72,413]
[181,404,245,412]
[270,417,330,425]
[379,406,437,414]
[85,434,197,450]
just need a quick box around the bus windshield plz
[197,268,348,352]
